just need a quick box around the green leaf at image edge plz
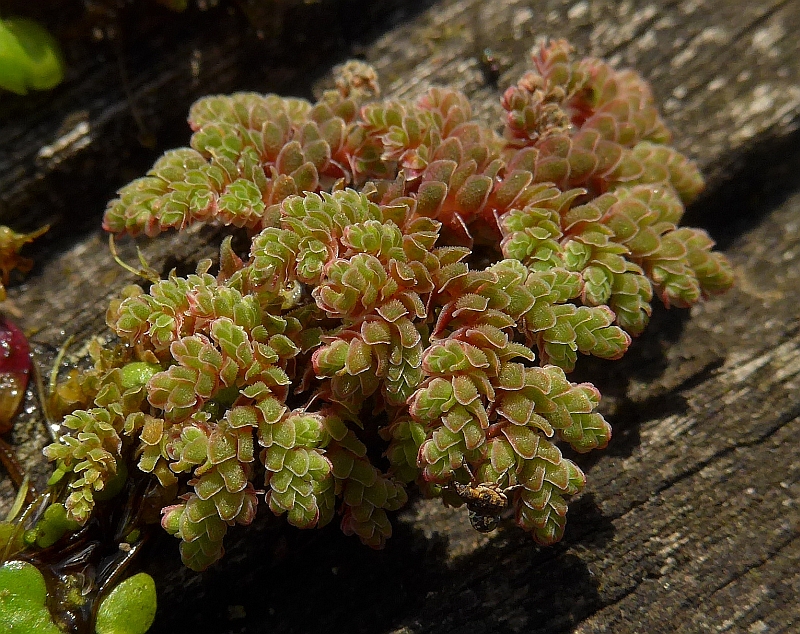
[0,560,64,634]
[0,17,64,95]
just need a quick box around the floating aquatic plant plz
[35,41,733,581]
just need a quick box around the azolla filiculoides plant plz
[2,40,732,631]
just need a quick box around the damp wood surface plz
[1,0,799,633]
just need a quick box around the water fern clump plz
[42,42,733,572]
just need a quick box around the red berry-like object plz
[0,315,31,431]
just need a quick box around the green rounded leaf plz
[0,561,63,634]
[95,573,157,634]
[33,503,81,548]
[0,18,64,95]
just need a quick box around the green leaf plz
[95,573,157,634]
[0,561,63,634]
[0,18,64,95]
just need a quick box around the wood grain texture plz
[1,1,799,632]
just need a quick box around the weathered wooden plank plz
[1,0,799,632]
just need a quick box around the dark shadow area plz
[686,126,800,250]
[380,500,611,634]
[556,492,616,555]
[570,303,725,466]
[144,490,608,634]
[144,509,451,634]
[564,301,691,468]
[573,302,690,396]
